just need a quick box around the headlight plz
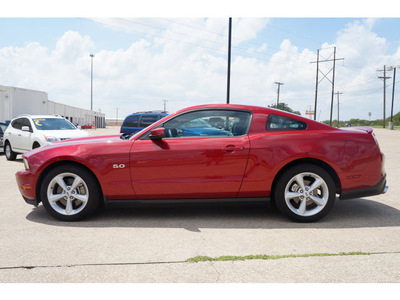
[23,158,30,170]
[44,135,60,143]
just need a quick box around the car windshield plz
[33,118,76,130]
[121,127,147,140]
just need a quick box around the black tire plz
[274,164,336,222]
[32,142,41,149]
[4,141,17,161]
[40,164,101,221]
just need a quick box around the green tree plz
[322,111,400,127]
[268,103,301,115]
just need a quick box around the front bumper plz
[15,170,39,206]
[340,174,388,200]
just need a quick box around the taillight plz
[371,132,380,149]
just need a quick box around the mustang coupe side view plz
[15,104,387,222]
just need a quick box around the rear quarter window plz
[267,114,307,131]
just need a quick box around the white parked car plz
[3,115,91,161]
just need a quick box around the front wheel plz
[274,164,336,222]
[40,165,101,221]
[4,142,17,161]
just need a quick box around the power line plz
[160,17,283,53]
[84,18,278,61]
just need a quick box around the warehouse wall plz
[0,85,105,127]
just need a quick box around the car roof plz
[173,104,335,131]
[128,111,167,116]
[174,104,298,117]
[14,114,64,119]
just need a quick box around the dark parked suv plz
[0,122,8,151]
[120,111,168,134]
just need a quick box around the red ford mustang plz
[15,104,387,222]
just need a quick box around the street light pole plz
[90,54,94,111]
[226,17,232,104]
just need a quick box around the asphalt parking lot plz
[0,127,399,283]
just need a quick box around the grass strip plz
[186,252,370,263]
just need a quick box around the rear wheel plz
[4,142,17,161]
[274,164,336,222]
[40,165,101,221]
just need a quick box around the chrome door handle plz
[222,145,244,152]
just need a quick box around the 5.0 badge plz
[113,164,125,169]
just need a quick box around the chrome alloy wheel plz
[47,172,89,216]
[284,172,329,217]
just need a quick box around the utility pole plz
[391,67,396,130]
[313,49,319,121]
[310,47,344,125]
[329,47,337,127]
[162,99,168,112]
[226,17,232,104]
[378,65,391,128]
[274,82,284,108]
[387,65,399,130]
[335,91,343,127]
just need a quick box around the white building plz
[0,85,105,128]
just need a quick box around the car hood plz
[24,134,124,157]
[52,134,122,146]
[38,129,91,139]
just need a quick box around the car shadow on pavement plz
[25,198,400,230]
[0,154,23,163]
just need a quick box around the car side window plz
[21,118,32,131]
[11,118,23,130]
[140,115,160,128]
[123,115,140,127]
[162,110,251,138]
[266,114,307,131]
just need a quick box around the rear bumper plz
[340,174,388,200]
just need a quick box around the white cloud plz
[53,31,94,64]
[0,18,399,123]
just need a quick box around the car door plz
[130,109,252,199]
[19,117,33,150]
[7,118,23,151]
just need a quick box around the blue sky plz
[2,18,400,55]
[1,2,400,122]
